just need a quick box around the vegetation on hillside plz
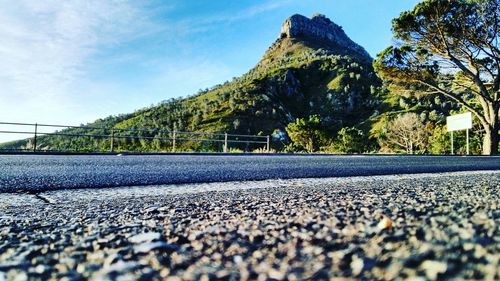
[1,35,381,153]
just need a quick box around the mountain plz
[1,14,383,152]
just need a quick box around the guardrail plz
[0,121,270,153]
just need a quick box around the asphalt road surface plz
[1,154,499,193]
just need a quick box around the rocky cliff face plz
[280,14,371,59]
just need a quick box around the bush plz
[285,115,329,153]
[252,147,276,153]
[328,127,367,153]
[428,125,449,154]
[283,143,306,153]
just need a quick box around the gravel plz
[0,171,499,280]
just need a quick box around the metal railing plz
[0,121,271,153]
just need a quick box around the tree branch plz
[414,78,490,127]
[431,9,493,103]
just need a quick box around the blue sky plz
[0,0,420,142]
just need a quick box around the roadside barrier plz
[0,122,270,153]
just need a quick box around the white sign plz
[447,112,472,132]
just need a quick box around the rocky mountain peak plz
[280,13,371,59]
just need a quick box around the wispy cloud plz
[171,0,292,35]
[0,1,155,101]
[222,0,292,22]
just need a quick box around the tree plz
[285,115,327,153]
[374,0,499,155]
[330,127,367,153]
[382,113,430,154]
[428,124,449,154]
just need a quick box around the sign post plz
[451,131,454,155]
[446,112,472,155]
[466,129,469,155]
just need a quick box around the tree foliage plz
[285,115,328,152]
[329,127,368,153]
[374,0,499,154]
[428,125,449,154]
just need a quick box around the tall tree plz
[374,0,499,155]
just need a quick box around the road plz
[1,154,499,192]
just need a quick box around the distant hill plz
[2,14,383,152]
